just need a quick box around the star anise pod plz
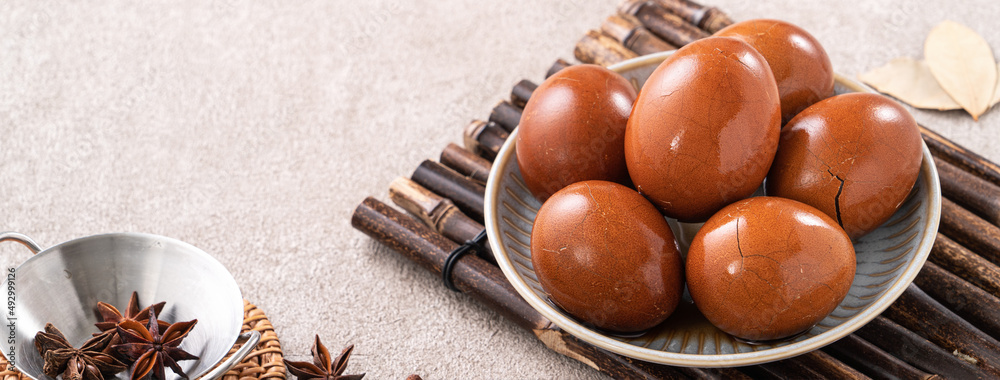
[283,336,364,380]
[34,323,128,380]
[113,310,199,380]
[95,291,167,332]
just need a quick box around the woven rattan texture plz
[222,300,286,380]
[0,353,28,380]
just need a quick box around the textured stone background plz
[1,0,998,378]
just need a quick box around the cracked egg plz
[485,51,940,367]
[625,36,781,223]
[686,197,856,342]
[530,180,684,333]
[765,92,923,240]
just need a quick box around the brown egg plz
[625,36,781,222]
[766,93,923,240]
[516,64,636,202]
[531,180,684,333]
[716,19,835,124]
[686,197,856,341]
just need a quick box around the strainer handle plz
[200,330,261,380]
[0,232,42,254]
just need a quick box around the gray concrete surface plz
[2,0,998,378]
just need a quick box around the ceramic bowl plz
[0,232,260,380]
[484,51,942,367]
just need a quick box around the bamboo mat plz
[351,1,1000,378]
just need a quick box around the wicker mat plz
[0,299,285,380]
[0,354,26,380]
[222,300,286,380]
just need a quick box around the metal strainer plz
[0,232,260,380]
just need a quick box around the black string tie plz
[442,229,489,292]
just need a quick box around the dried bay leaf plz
[925,20,997,120]
[994,63,1000,106]
[859,57,962,110]
[860,60,1000,112]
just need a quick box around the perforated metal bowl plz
[0,232,259,380]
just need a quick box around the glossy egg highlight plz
[765,92,923,240]
[686,197,856,341]
[531,180,684,333]
[717,19,835,124]
[625,36,781,222]
[516,64,637,202]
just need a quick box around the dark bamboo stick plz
[756,357,827,379]
[929,234,1000,299]
[601,14,677,56]
[856,316,985,379]
[653,0,734,33]
[749,350,866,379]
[542,333,689,379]
[940,198,1000,266]
[675,366,749,380]
[936,157,1000,226]
[489,100,522,133]
[920,125,1000,189]
[574,30,639,67]
[389,177,494,262]
[882,284,1000,377]
[352,197,541,331]
[733,366,770,378]
[914,261,1000,341]
[463,120,486,155]
[411,160,486,223]
[823,333,937,380]
[796,350,871,379]
[510,80,537,108]
[619,0,709,48]
[440,143,492,185]
[546,59,572,78]
[351,197,689,379]
[462,120,508,161]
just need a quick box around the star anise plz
[113,310,199,380]
[283,336,364,380]
[95,291,167,333]
[34,323,128,380]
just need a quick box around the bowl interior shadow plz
[5,233,244,380]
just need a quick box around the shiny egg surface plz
[516,64,636,202]
[686,196,856,341]
[717,19,835,124]
[766,92,923,240]
[531,180,684,333]
[625,36,781,222]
